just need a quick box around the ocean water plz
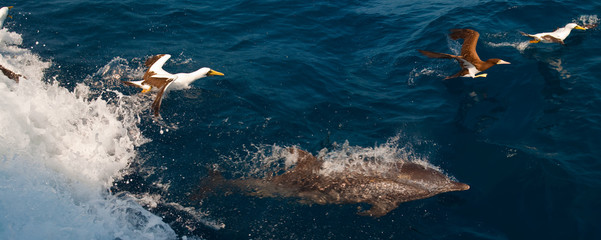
[1,0,600,239]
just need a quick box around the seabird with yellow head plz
[521,23,587,45]
[123,54,224,116]
[418,29,510,79]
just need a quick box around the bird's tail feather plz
[122,80,152,93]
[519,32,540,43]
[122,80,143,88]
[519,31,535,38]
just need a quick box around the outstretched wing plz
[0,64,23,83]
[143,74,173,87]
[150,77,175,117]
[449,29,481,63]
[145,54,171,75]
[417,50,458,59]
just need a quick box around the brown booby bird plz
[122,54,224,116]
[418,29,510,79]
[520,23,587,45]
[0,64,24,83]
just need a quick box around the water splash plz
[229,134,444,180]
[408,67,442,85]
[576,14,599,29]
[0,21,177,239]
[317,135,440,177]
[486,41,531,53]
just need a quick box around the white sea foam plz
[233,144,298,178]
[576,14,599,28]
[316,135,440,177]
[0,24,177,239]
[238,134,443,180]
[407,67,442,85]
[486,41,531,53]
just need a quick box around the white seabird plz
[123,54,224,116]
[0,6,13,28]
[521,23,587,45]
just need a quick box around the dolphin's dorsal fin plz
[288,148,322,174]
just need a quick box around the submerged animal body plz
[196,148,469,217]
[122,54,224,116]
[521,23,587,45]
[418,29,510,79]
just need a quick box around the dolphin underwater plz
[195,148,470,217]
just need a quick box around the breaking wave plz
[0,19,178,239]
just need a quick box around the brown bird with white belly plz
[418,29,510,79]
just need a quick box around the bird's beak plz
[497,60,511,65]
[207,69,224,76]
[8,6,13,9]
[575,25,587,30]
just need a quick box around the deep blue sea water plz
[1,0,600,239]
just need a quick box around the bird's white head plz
[203,67,225,77]
[172,67,225,90]
[565,23,587,30]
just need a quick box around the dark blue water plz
[2,0,601,239]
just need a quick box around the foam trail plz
[487,41,531,53]
[407,67,444,85]
[0,23,176,239]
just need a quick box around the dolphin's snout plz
[451,182,470,191]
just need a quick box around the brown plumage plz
[0,64,24,83]
[418,29,510,79]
